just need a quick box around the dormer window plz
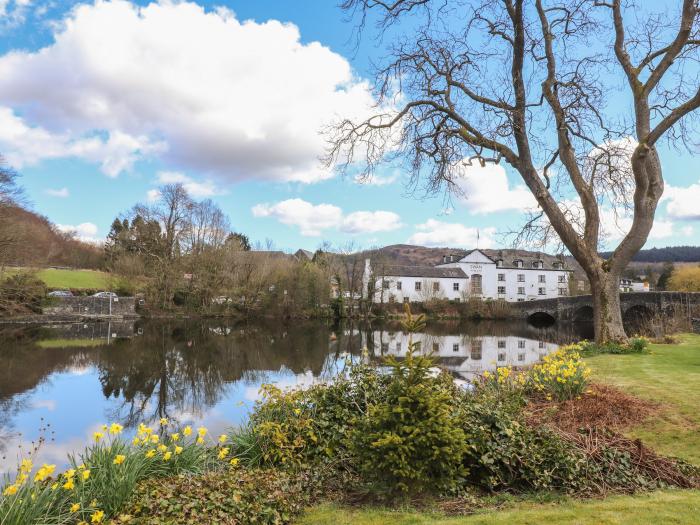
[496,259,503,267]
[514,259,523,268]
[532,260,543,269]
[553,261,563,269]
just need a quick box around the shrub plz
[124,468,307,525]
[0,271,45,315]
[626,336,650,353]
[348,348,469,496]
[528,345,590,401]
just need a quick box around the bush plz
[528,344,590,401]
[348,350,469,496]
[578,338,650,356]
[0,271,45,315]
[124,468,307,525]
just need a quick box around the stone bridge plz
[509,292,700,324]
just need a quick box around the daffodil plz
[3,485,18,496]
[163,451,172,461]
[218,434,228,443]
[196,437,204,445]
[197,427,207,438]
[63,479,75,490]
[183,426,192,437]
[93,432,104,442]
[145,449,156,458]
[149,434,159,444]
[33,463,56,482]
[91,509,105,523]
[82,470,90,481]
[113,455,126,465]
[229,458,239,467]
[218,447,229,459]
[171,433,180,442]
[174,446,183,455]
[132,436,141,446]
[70,503,81,512]
[160,418,168,426]
[109,423,123,435]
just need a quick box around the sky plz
[0,0,699,252]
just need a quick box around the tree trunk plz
[589,269,627,343]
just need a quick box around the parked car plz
[48,290,73,297]
[92,291,118,298]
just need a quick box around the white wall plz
[371,275,467,303]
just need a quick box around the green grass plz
[2,267,112,290]
[36,338,106,349]
[301,334,700,524]
[300,490,700,524]
[587,333,700,464]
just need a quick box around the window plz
[538,275,546,283]
[577,280,585,291]
[517,287,525,295]
[498,273,505,281]
[471,274,483,295]
[470,340,482,360]
[538,341,545,349]
[559,288,567,296]
[518,340,525,349]
[497,340,506,349]
[381,343,388,353]
[415,281,421,291]
[403,297,410,304]
[414,341,421,351]
[453,282,460,291]
[497,286,506,294]
[498,352,506,361]
[396,342,401,352]
[518,353,525,362]
[396,281,402,290]
[432,342,440,352]
[517,274,525,282]
[433,282,440,292]
[517,298,525,302]
[538,287,546,295]
[558,275,566,283]
[388,295,395,303]
[496,259,503,267]
[515,260,523,268]
[452,343,459,352]
[383,280,390,289]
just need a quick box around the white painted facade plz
[364,249,572,303]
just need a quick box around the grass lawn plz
[300,334,700,524]
[301,490,700,524]
[3,267,113,290]
[587,333,700,464]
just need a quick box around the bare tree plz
[0,159,24,268]
[328,0,700,342]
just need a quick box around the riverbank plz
[2,334,699,523]
[301,334,700,523]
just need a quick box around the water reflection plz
[0,318,586,472]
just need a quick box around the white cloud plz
[252,198,401,236]
[45,187,69,198]
[354,170,400,186]
[0,1,377,182]
[146,189,161,203]
[664,180,700,220]
[454,162,536,214]
[155,171,220,198]
[682,225,695,237]
[341,211,402,233]
[56,222,100,243]
[252,199,343,236]
[0,107,164,176]
[408,220,496,248]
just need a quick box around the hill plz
[0,205,104,269]
[600,246,700,263]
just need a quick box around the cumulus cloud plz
[45,187,69,198]
[155,171,221,198]
[454,162,536,214]
[56,222,100,243]
[0,107,164,176]
[252,198,401,236]
[408,220,496,248]
[0,1,377,182]
[664,180,700,220]
[354,170,400,186]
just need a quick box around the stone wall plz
[43,296,138,318]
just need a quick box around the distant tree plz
[668,265,700,292]
[226,232,251,251]
[329,0,700,343]
[657,262,675,291]
[0,159,23,267]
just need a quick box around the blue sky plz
[0,0,698,252]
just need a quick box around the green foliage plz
[578,337,650,356]
[124,468,306,525]
[348,352,469,496]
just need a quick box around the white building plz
[364,249,571,303]
[620,278,650,293]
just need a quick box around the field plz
[301,335,700,524]
[2,267,113,290]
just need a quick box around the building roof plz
[295,249,314,260]
[439,249,569,271]
[377,265,468,279]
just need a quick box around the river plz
[0,318,592,472]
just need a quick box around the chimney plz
[442,255,447,264]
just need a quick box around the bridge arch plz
[573,305,594,323]
[527,311,556,326]
[623,304,654,335]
